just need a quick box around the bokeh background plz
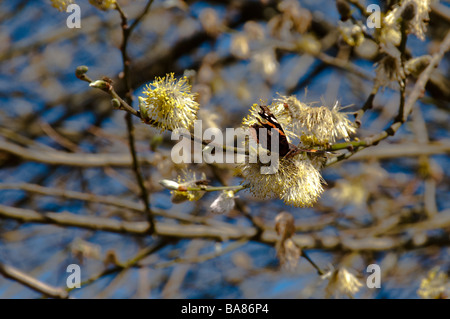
[0,0,449,298]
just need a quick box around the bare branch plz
[1,204,449,252]
[0,182,234,227]
[0,262,68,299]
[0,139,155,167]
[327,31,450,166]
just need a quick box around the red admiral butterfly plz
[250,105,325,158]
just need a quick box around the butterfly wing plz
[256,105,291,157]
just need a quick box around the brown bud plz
[104,250,120,267]
[276,238,301,270]
[401,3,416,22]
[336,0,351,21]
[101,76,113,84]
[275,212,296,240]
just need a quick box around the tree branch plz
[1,204,449,252]
[0,262,68,299]
[115,0,155,233]
[326,30,450,166]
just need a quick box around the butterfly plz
[250,105,326,158]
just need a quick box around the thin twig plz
[0,262,68,299]
[3,204,450,252]
[301,251,325,276]
[115,1,155,233]
[347,0,370,18]
[326,31,450,166]
[152,239,248,269]
[71,239,169,291]
[129,0,155,33]
[0,139,155,167]
[354,85,378,127]
[0,182,236,228]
